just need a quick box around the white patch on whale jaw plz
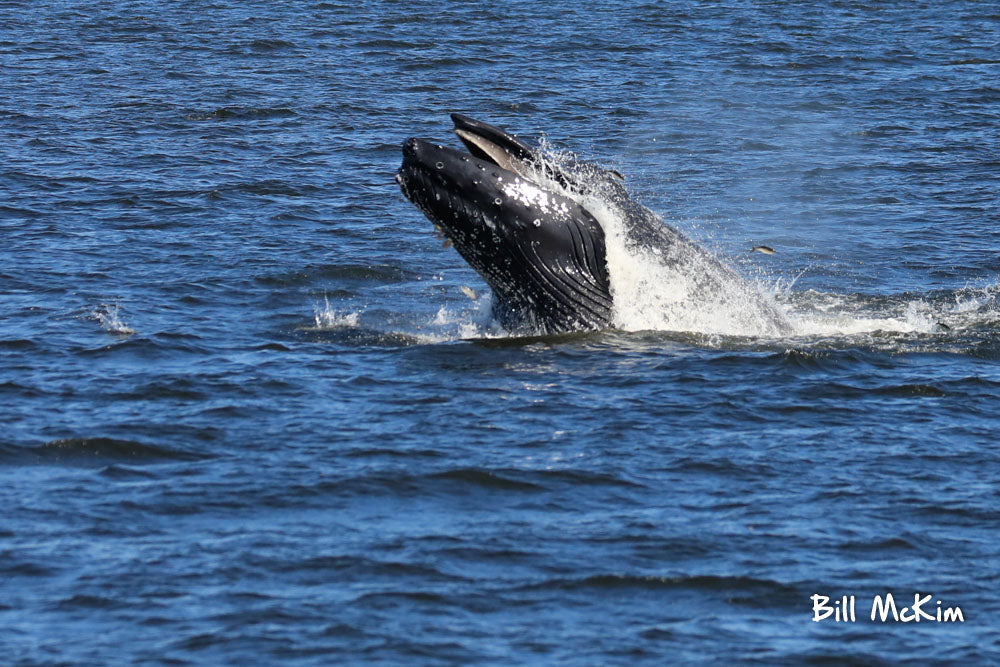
[500,178,546,209]
[499,177,572,219]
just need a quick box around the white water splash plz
[514,144,1000,341]
[310,293,502,343]
[314,296,360,328]
[429,295,503,340]
[523,145,791,337]
[783,284,1000,338]
[93,303,136,336]
[791,294,939,336]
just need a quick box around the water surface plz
[2,1,999,663]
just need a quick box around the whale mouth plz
[454,128,520,173]
[450,113,538,180]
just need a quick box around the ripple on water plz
[0,438,207,466]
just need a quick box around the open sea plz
[3,1,999,664]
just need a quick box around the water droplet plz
[435,161,443,169]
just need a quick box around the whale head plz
[396,116,612,334]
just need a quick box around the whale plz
[396,114,791,336]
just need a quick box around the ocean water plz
[3,1,999,664]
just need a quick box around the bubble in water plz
[435,161,443,169]
[494,197,502,205]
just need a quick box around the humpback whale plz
[396,114,791,336]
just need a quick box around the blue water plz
[3,1,999,663]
